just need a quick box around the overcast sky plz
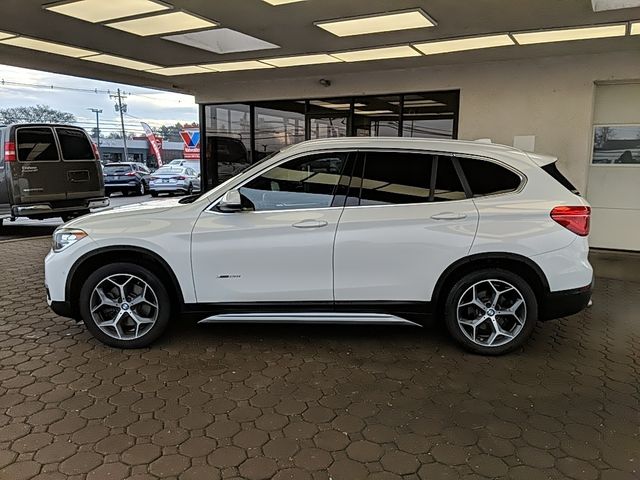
[0,64,198,137]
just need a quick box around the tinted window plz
[56,128,94,160]
[358,152,433,205]
[17,127,59,162]
[542,163,579,194]
[458,157,521,196]
[240,153,347,211]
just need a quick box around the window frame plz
[15,126,61,163]
[54,127,96,162]
[208,149,357,214]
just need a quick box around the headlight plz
[52,229,88,252]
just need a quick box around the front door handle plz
[431,212,467,221]
[292,219,328,229]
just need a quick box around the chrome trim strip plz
[198,312,421,327]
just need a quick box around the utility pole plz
[88,108,102,156]
[110,89,129,161]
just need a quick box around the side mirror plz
[218,189,243,212]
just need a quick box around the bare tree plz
[0,104,76,124]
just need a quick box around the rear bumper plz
[540,283,593,321]
[12,197,109,217]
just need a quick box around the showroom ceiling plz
[0,0,639,94]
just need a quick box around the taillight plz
[551,206,591,236]
[173,176,186,180]
[91,142,100,160]
[4,141,16,162]
[125,171,136,176]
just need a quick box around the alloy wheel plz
[89,274,159,341]
[456,279,526,348]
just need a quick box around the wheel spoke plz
[90,273,159,342]
[457,279,527,349]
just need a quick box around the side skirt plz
[182,301,432,326]
[198,312,421,327]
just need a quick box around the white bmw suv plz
[45,138,593,355]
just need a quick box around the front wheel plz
[78,263,171,348]
[444,268,537,355]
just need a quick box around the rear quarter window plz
[56,128,94,161]
[17,127,59,162]
[458,157,521,197]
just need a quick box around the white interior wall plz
[196,50,640,194]
[587,83,640,250]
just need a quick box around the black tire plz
[78,263,172,348]
[122,190,129,197]
[150,191,158,198]
[187,183,193,195]
[444,268,538,355]
[136,182,145,196]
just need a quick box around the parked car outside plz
[103,162,150,197]
[168,158,200,174]
[45,138,593,355]
[148,165,200,197]
[0,123,108,225]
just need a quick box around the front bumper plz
[540,283,593,321]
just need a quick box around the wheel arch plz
[66,246,185,319]
[431,252,550,318]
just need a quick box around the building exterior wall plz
[195,51,640,194]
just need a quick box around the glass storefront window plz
[205,104,252,187]
[201,91,459,189]
[401,93,456,138]
[353,95,401,137]
[254,101,306,161]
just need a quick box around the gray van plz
[0,124,108,224]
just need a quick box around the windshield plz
[104,165,133,174]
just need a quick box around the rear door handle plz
[430,212,467,221]
[292,219,328,229]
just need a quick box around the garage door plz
[587,84,640,251]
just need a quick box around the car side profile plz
[45,138,593,355]
[0,123,108,224]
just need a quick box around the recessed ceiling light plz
[82,54,160,71]
[332,45,421,62]
[591,0,640,12]
[163,28,279,54]
[309,101,353,110]
[316,10,435,37]
[512,24,626,45]
[262,0,306,4]
[0,36,98,57]
[262,54,342,67]
[44,0,170,23]
[107,11,218,36]
[201,60,274,72]
[414,34,514,55]
[0,31,16,41]
[631,21,640,34]
[148,65,211,76]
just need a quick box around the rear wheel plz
[444,268,537,355]
[79,263,171,348]
[187,183,193,195]
[150,191,158,198]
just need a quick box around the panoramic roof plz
[0,0,638,94]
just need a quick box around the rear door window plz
[358,151,434,205]
[17,127,59,162]
[432,156,467,202]
[457,157,521,197]
[56,128,94,161]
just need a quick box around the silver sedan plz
[148,166,201,197]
